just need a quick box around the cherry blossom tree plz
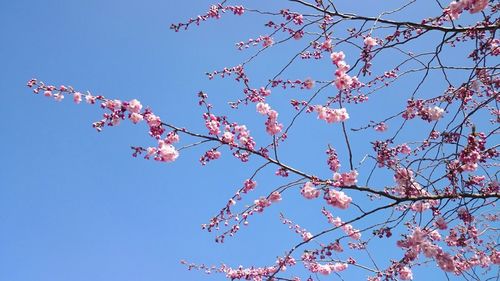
[27,0,499,280]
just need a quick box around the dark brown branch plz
[289,0,499,32]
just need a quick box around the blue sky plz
[0,1,496,280]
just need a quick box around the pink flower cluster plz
[446,0,488,19]
[240,86,271,103]
[398,266,413,280]
[331,51,359,91]
[300,181,320,199]
[372,141,415,168]
[393,169,420,194]
[242,179,257,193]
[234,124,256,151]
[374,122,388,132]
[324,189,352,209]
[253,191,281,212]
[302,252,348,275]
[322,208,362,240]
[397,227,460,274]
[28,79,181,164]
[145,139,179,162]
[333,170,358,186]
[256,102,283,135]
[222,263,284,280]
[262,36,274,47]
[204,113,221,135]
[199,149,221,165]
[182,256,298,280]
[421,106,445,121]
[280,9,304,25]
[128,99,144,123]
[326,146,341,172]
[457,132,497,172]
[363,36,378,48]
[392,168,439,211]
[315,105,349,123]
[403,100,445,122]
[205,119,256,161]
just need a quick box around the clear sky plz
[0,1,496,280]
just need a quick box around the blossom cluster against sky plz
[0,1,494,280]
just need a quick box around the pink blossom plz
[335,73,353,90]
[336,61,350,74]
[256,102,271,115]
[411,201,430,212]
[129,112,144,124]
[424,106,445,121]
[235,125,255,150]
[325,189,352,209]
[229,5,244,15]
[315,106,349,123]
[303,78,315,89]
[374,122,388,132]
[293,31,303,40]
[259,87,271,97]
[73,92,82,104]
[448,1,463,19]
[330,51,345,66]
[333,170,358,186]
[435,217,448,230]
[204,114,220,135]
[269,191,282,202]
[265,109,283,135]
[54,93,64,102]
[490,250,500,264]
[332,263,348,272]
[429,230,442,241]
[165,132,180,143]
[447,0,489,18]
[265,122,282,135]
[127,99,143,113]
[364,36,377,47]
[321,39,332,51]
[157,140,179,162]
[242,179,257,193]
[400,143,411,154]
[85,94,96,104]
[342,223,361,240]
[422,242,440,258]
[146,147,157,159]
[436,252,456,272]
[300,182,320,199]
[302,231,313,241]
[263,36,274,47]
[399,267,413,280]
[222,131,234,143]
[103,99,121,110]
[469,0,489,13]
[316,263,332,275]
[200,149,221,164]
[145,113,162,127]
[326,146,341,172]
[254,197,271,212]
